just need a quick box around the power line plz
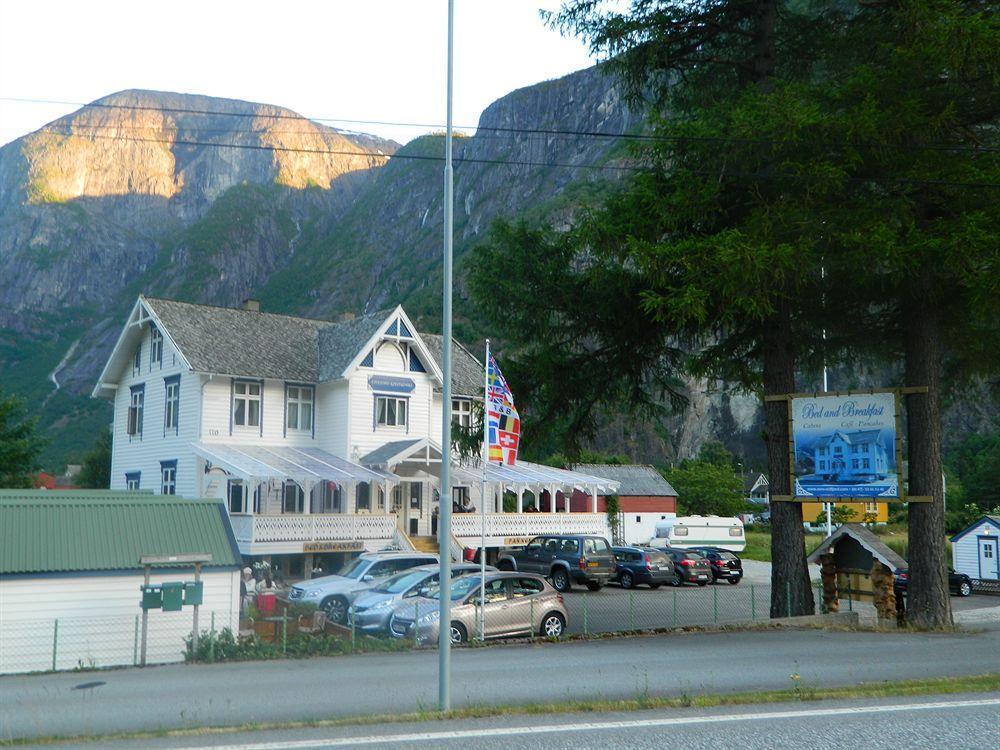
[3,95,997,154]
[32,125,1000,189]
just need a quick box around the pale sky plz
[0,0,598,147]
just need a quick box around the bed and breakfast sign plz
[790,392,900,500]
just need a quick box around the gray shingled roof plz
[806,523,907,570]
[814,429,883,449]
[422,334,484,398]
[317,309,395,381]
[360,439,424,467]
[145,297,328,382]
[571,464,677,497]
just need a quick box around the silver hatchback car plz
[349,563,493,634]
[387,571,568,644]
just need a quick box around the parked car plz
[689,546,743,585]
[611,546,674,589]
[660,547,712,586]
[496,534,616,592]
[349,563,494,634]
[287,551,437,623]
[893,567,973,597]
[387,572,567,644]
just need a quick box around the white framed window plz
[452,398,473,428]
[150,325,163,366]
[286,385,314,431]
[376,396,407,427]
[863,458,871,469]
[164,376,180,432]
[233,380,261,428]
[127,385,144,437]
[160,461,177,495]
[852,458,860,469]
[125,472,140,491]
[133,345,141,375]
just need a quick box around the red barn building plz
[569,464,677,545]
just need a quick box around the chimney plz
[242,299,260,312]
[337,312,355,323]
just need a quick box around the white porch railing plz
[229,514,398,544]
[450,512,609,541]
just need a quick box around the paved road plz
[16,694,1000,749]
[2,624,998,742]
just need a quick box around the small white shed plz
[950,515,1000,584]
[0,490,242,674]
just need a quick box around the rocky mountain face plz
[0,71,991,471]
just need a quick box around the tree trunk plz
[763,298,815,618]
[904,284,952,628]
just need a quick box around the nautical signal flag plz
[486,354,520,465]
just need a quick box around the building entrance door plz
[979,537,998,580]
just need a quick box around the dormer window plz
[150,325,163,366]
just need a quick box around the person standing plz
[240,567,253,614]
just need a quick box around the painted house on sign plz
[93,296,617,580]
[813,429,889,482]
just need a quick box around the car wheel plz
[958,581,972,597]
[670,572,682,587]
[551,569,571,593]
[586,582,603,592]
[321,596,349,624]
[619,572,634,589]
[728,578,740,585]
[649,583,662,590]
[540,612,566,639]
[697,580,708,587]
[450,622,468,644]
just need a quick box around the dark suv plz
[612,546,675,589]
[661,547,712,586]
[497,535,616,592]
[690,547,743,585]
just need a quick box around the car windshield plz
[374,570,429,594]
[424,576,482,601]
[646,551,669,563]
[717,552,737,561]
[337,557,370,580]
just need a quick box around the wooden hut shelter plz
[807,523,907,622]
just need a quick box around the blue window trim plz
[160,459,178,495]
[163,374,180,437]
[372,393,410,434]
[231,378,264,436]
[129,383,145,441]
[125,471,141,490]
[149,323,163,369]
[283,382,316,439]
[978,535,999,579]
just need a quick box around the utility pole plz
[437,0,455,714]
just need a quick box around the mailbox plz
[141,584,163,610]
[161,581,184,612]
[183,581,204,606]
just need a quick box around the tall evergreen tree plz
[0,389,44,488]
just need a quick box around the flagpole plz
[438,0,454,713]
[479,339,490,641]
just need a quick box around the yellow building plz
[801,501,889,525]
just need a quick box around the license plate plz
[588,561,599,567]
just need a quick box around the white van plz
[648,515,746,552]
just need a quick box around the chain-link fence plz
[3,582,831,673]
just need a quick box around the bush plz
[183,627,413,664]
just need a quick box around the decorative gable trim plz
[340,306,443,383]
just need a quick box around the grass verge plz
[7,672,999,746]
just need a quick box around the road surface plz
[14,694,1000,749]
[2,623,998,742]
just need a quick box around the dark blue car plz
[612,546,675,589]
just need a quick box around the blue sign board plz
[368,375,416,394]
[791,392,899,500]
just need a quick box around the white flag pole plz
[479,339,490,641]
[438,0,455,713]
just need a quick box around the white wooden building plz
[0,490,241,674]
[950,515,1000,587]
[93,296,617,578]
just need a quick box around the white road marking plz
[173,697,1000,750]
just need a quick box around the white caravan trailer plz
[648,515,746,552]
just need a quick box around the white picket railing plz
[230,514,398,544]
[450,513,609,541]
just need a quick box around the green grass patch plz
[8,672,999,746]
[743,531,826,562]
